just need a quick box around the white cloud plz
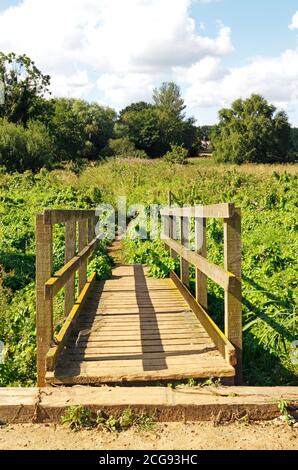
[0,0,232,102]
[178,48,298,124]
[289,11,298,29]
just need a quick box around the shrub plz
[0,118,53,172]
[164,145,188,165]
[108,137,148,159]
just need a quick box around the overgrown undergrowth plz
[0,158,297,386]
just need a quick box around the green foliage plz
[88,249,113,280]
[61,406,95,431]
[61,406,156,433]
[164,145,188,165]
[123,238,179,278]
[0,118,54,172]
[212,94,293,164]
[277,399,296,426]
[0,52,51,126]
[108,137,147,159]
[96,408,156,432]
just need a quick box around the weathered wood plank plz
[78,219,88,293]
[44,209,96,225]
[160,203,235,219]
[195,217,208,310]
[36,214,53,387]
[44,237,98,300]
[64,221,76,317]
[164,237,236,291]
[224,207,242,383]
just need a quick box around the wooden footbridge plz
[36,196,242,387]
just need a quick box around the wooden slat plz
[160,203,235,219]
[64,221,76,317]
[164,237,236,291]
[195,217,208,310]
[180,216,189,287]
[170,271,236,366]
[44,209,96,225]
[44,237,98,300]
[46,273,97,371]
[78,219,88,293]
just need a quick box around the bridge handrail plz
[163,192,242,381]
[36,209,98,386]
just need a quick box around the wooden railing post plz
[195,217,208,310]
[78,219,88,293]
[168,191,178,259]
[224,207,242,383]
[64,221,76,317]
[36,214,53,387]
[180,214,189,287]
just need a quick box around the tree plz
[290,127,298,153]
[119,106,165,157]
[0,52,50,126]
[50,98,116,161]
[153,82,186,119]
[212,94,293,164]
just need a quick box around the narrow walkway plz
[48,265,235,384]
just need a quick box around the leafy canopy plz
[212,94,293,164]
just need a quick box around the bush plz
[0,118,53,172]
[108,137,147,159]
[164,145,188,165]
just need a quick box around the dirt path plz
[0,421,297,450]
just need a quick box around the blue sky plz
[0,0,298,124]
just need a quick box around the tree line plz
[0,52,297,172]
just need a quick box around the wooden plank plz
[69,338,213,347]
[64,221,76,317]
[36,214,53,387]
[49,363,235,384]
[180,216,189,287]
[78,219,88,293]
[224,207,242,383]
[170,271,236,367]
[160,203,235,219]
[165,237,236,291]
[46,273,97,371]
[44,209,96,225]
[68,343,214,354]
[195,217,208,310]
[44,237,98,300]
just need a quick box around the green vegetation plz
[276,399,297,426]
[212,94,294,164]
[61,406,156,432]
[0,159,297,388]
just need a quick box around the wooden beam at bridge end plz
[36,214,53,387]
[78,219,88,293]
[195,217,207,310]
[224,207,242,384]
[64,221,76,318]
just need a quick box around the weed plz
[277,399,296,426]
[61,406,95,431]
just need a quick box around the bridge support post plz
[36,214,53,387]
[180,216,189,287]
[224,208,242,384]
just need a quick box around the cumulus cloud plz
[289,11,298,29]
[0,0,232,101]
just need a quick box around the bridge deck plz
[46,265,235,385]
